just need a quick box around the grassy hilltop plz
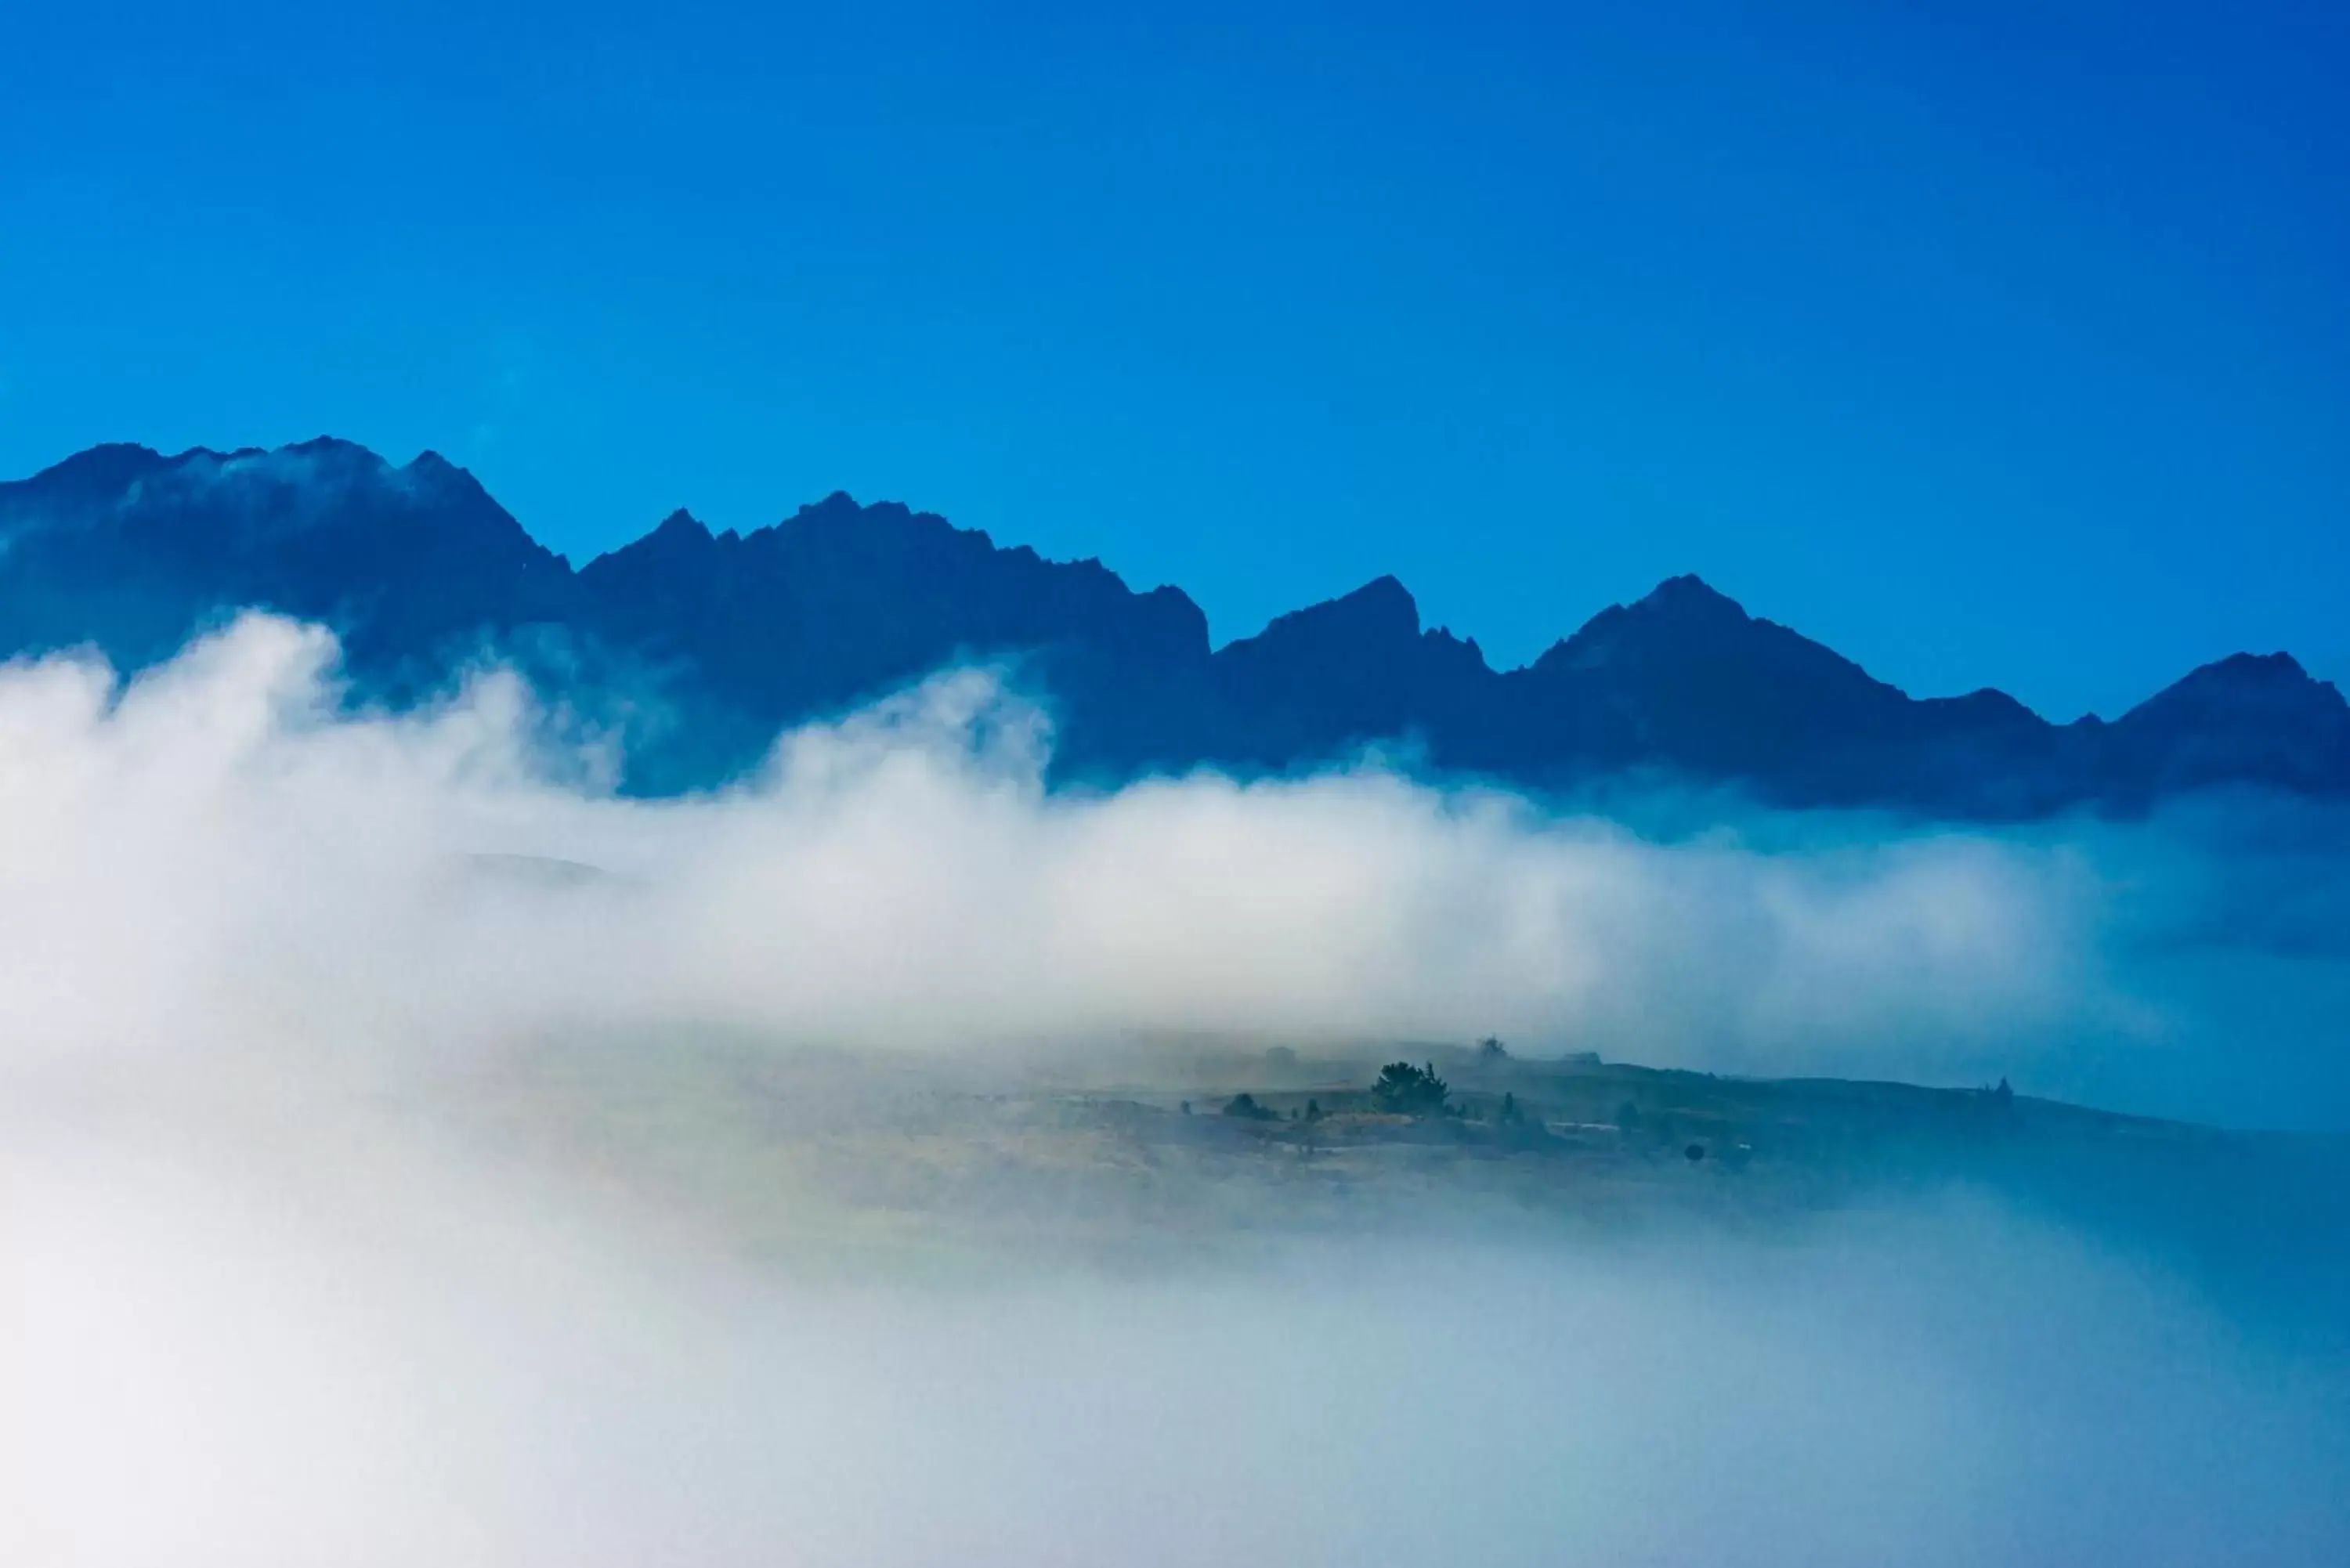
[427,1032,2349,1321]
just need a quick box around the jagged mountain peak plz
[580,508,719,580]
[1631,573,1748,617]
[2166,650,2317,691]
[1537,573,1835,677]
[2120,650,2348,732]
[0,437,2341,813]
[1238,574,1422,652]
[3,436,525,533]
[18,441,176,491]
[796,489,865,518]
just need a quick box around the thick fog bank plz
[4,1107,2345,1568]
[1,613,2344,1126]
[5,617,2350,1564]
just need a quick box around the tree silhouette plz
[1372,1060,1449,1115]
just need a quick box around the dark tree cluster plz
[1372,1061,1450,1116]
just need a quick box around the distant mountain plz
[4,437,2346,814]
[0,439,571,691]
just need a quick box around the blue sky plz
[2,0,2343,718]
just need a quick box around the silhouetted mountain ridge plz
[2,438,2345,814]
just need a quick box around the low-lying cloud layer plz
[0,612,2340,1122]
[9,1140,2345,1568]
[5,616,2348,1566]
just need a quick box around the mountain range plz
[3,436,2345,815]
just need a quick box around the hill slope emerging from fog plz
[452,1031,2350,1324]
[5,437,2348,812]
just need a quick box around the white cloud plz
[0,612,2118,1087]
[2,615,2347,1566]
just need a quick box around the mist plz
[5,616,2348,1565]
[9,1125,2346,1568]
[1,612,2343,1121]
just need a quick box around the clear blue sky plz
[2,0,2344,717]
